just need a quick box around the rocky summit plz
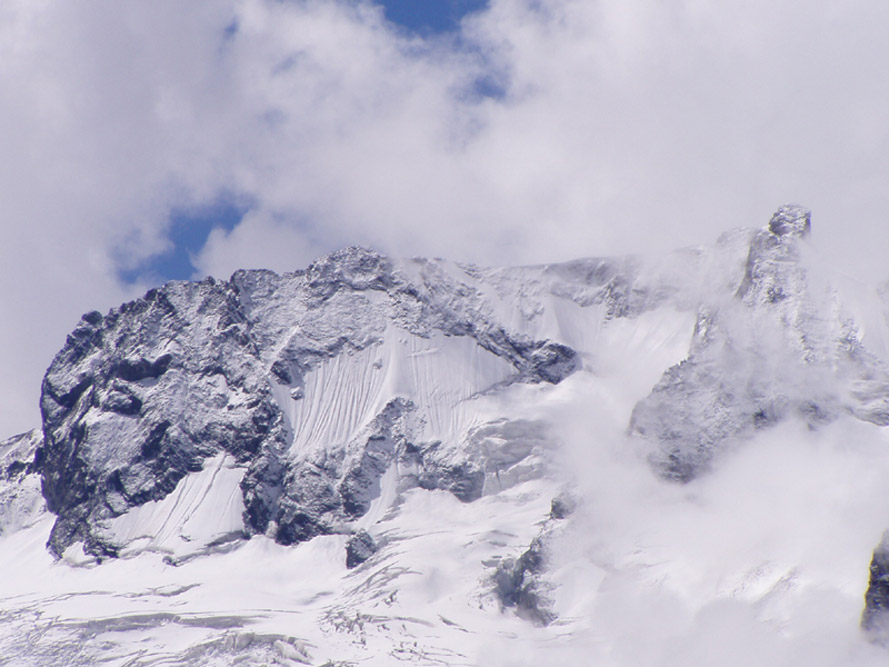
[2,206,889,665]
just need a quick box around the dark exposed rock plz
[863,533,889,643]
[407,421,551,504]
[517,339,579,384]
[549,492,577,520]
[493,534,555,626]
[345,530,376,569]
[419,462,485,503]
[490,488,576,627]
[100,382,143,416]
[305,246,395,301]
[113,354,172,382]
[40,278,287,557]
[337,399,414,518]
[244,398,416,546]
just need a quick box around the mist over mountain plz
[2,206,889,665]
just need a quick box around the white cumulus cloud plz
[2,0,889,437]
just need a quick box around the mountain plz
[2,206,889,665]
[631,205,889,480]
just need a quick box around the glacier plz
[2,206,889,664]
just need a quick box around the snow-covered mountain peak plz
[5,210,889,664]
[739,216,809,301]
[35,210,888,560]
[631,205,889,481]
[38,248,589,561]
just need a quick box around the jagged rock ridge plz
[40,207,885,562]
[39,233,759,562]
[39,247,591,559]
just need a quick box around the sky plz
[2,0,889,436]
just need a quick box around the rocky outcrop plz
[39,278,285,557]
[35,214,873,563]
[863,533,889,642]
[492,493,574,626]
[27,223,784,561]
[493,534,553,625]
[0,429,45,537]
[243,398,416,546]
[345,530,377,569]
[768,203,811,238]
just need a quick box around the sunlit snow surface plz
[278,327,516,458]
[103,454,246,561]
[4,267,889,664]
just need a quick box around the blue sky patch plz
[378,0,488,34]
[119,196,250,285]
[467,70,509,101]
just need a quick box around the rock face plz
[492,493,574,626]
[39,278,282,558]
[39,232,761,561]
[768,203,811,238]
[345,529,376,569]
[38,247,589,559]
[493,534,553,625]
[863,533,889,642]
[0,429,45,537]
[630,206,889,480]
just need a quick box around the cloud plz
[197,0,889,274]
[2,0,889,436]
[194,208,322,277]
[531,365,889,666]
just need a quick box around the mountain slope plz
[2,206,889,665]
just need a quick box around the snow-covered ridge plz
[36,228,749,564]
[37,235,757,563]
